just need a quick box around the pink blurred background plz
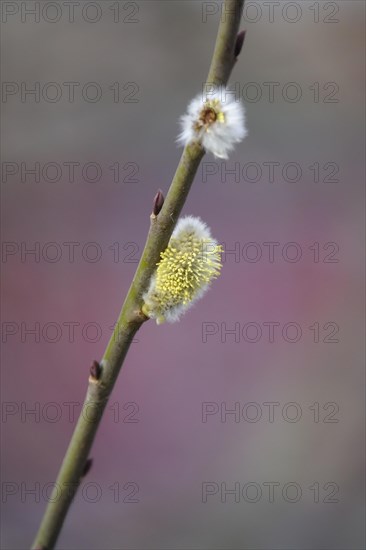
[1,1,365,548]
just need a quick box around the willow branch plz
[32,2,245,548]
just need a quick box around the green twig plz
[32,1,245,548]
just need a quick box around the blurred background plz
[1,1,365,548]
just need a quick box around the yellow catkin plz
[142,217,222,324]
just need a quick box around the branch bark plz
[32,1,245,548]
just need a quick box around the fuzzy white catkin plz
[177,87,247,159]
[142,216,222,324]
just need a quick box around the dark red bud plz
[90,360,102,380]
[152,189,164,216]
[82,458,93,478]
[234,30,246,58]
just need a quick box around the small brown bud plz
[152,189,164,216]
[90,360,102,380]
[234,30,246,58]
[82,458,93,477]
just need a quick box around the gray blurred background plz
[1,1,365,549]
